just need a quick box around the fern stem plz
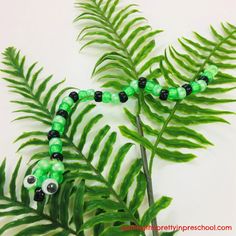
[89,2,159,234]
[0,195,77,235]
[136,115,159,236]
[149,103,178,174]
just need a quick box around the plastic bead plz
[111,94,120,104]
[49,137,62,147]
[190,81,201,94]
[145,81,155,93]
[86,89,95,101]
[152,84,162,96]
[49,144,62,155]
[202,71,213,82]
[168,88,178,100]
[197,80,207,92]
[177,87,187,100]
[124,86,135,96]
[33,169,45,178]
[34,187,45,202]
[37,159,52,172]
[36,175,47,187]
[53,115,66,126]
[47,130,60,140]
[62,96,74,107]
[198,75,209,85]
[79,90,88,101]
[69,91,79,102]
[51,172,63,184]
[119,91,128,103]
[51,161,65,174]
[59,102,71,113]
[102,91,112,103]
[52,122,64,136]
[159,89,169,100]
[94,91,103,102]
[130,80,139,93]
[206,65,218,77]
[138,77,147,88]
[56,109,68,119]
[51,152,63,161]
[182,84,192,95]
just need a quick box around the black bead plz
[47,130,60,141]
[69,91,79,102]
[138,77,147,88]
[198,75,209,85]
[51,152,63,161]
[159,89,169,100]
[34,187,45,202]
[119,91,128,103]
[182,84,193,95]
[94,91,103,102]
[56,109,68,119]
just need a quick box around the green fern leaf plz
[76,0,163,88]
[141,196,172,226]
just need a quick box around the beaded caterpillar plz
[24,65,218,202]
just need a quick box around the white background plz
[0,0,236,235]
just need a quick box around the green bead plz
[102,91,112,103]
[86,89,95,101]
[206,65,218,77]
[51,161,65,174]
[36,175,47,187]
[190,81,201,94]
[177,87,186,99]
[49,144,62,155]
[124,86,135,96]
[79,90,88,101]
[51,172,63,184]
[37,159,52,172]
[33,168,45,178]
[62,96,74,107]
[152,84,162,96]
[202,71,214,82]
[53,115,66,126]
[197,80,207,92]
[111,94,120,104]
[168,87,178,100]
[50,159,58,166]
[52,122,64,136]
[130,80,139,93]
[59,102,71,113]
[49,137,62,147]
[145,81,155,93]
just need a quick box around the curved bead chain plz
[23,65,218,202]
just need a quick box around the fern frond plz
[1,47,172,235]
[123,23,236,167]
[75,0,163,89]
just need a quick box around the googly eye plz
[23,175,37,189]
[42,178,58,195]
